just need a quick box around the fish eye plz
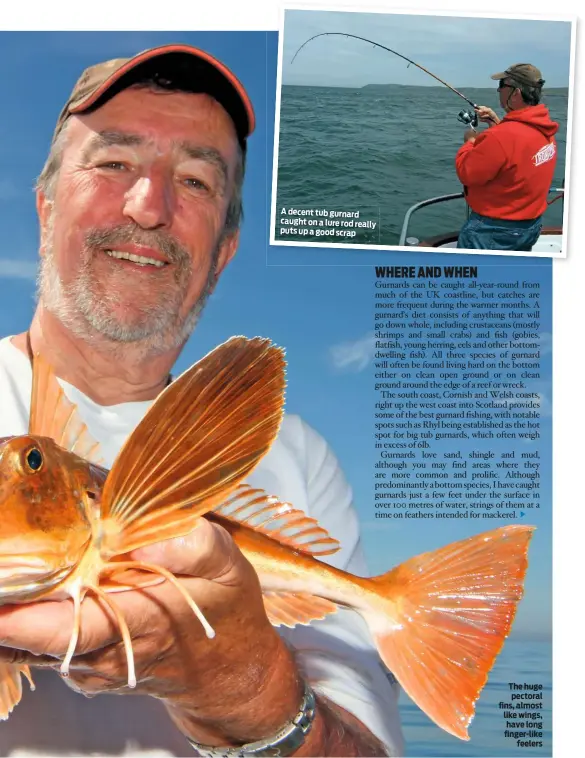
[25,447,43,472]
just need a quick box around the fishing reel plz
[457,109,478,129]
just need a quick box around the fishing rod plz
[291,32,480,129]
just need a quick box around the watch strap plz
[186,680,316,757]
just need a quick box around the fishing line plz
[291,32,480,124]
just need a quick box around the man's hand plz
[475,105,500,125]
[0,519,303,746]
[463,128,477,144]
[0,520,389,755]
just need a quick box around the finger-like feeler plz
[103,561,216,639]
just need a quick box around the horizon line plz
[282,82,569,91]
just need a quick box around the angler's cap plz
[52,44,255,149]
[491,63,545,88]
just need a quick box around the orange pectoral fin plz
[0,663,34,720]
[99,337,286,557]
[361,525,535,740]
[98,567,167,593]
[29,352,103,465]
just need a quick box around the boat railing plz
[398,192,465,246]
[398,187,565,247]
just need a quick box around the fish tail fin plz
[359,525,535,740]
[0,663,35,720]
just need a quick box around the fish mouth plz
[0,557,79,602]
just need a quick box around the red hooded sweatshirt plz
[455,104,559,220]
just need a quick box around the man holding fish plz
[0,45,404,756]
[0,43,535,757]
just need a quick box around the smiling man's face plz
[37,86,241,351]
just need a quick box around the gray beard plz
[37,222,219,355]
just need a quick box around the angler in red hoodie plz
[455,63,559,252]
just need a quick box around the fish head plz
[0,434,97,601]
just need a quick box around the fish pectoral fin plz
[99,338,286,557]
[99,512,201,557]
[360,524,535,740]
[263,591,339,628]
[0,663,34,721]
[214,484,341,557]
[29,352,103,465]
[98,567,167,593]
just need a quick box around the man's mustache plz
[84,225,191,268]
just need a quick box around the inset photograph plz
[270,8,574,257]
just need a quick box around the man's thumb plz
[129,518,239,580]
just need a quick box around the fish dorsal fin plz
[29,353,103,465]
[99,337,286,556]
[263,591,338,627]
[215,484,341,556]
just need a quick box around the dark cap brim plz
[68,43,255,139]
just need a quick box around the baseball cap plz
[491,64,545,88]
[52,43,255,148]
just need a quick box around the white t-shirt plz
[0,337,404,757]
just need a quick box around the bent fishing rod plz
[291,32,480,127]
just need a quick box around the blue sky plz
[0,31,551,638]
[282,10,573,89]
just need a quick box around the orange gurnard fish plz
[0,337,534,741]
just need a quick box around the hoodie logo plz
[533,142,556,167]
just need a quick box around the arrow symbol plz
[520,512,525,518]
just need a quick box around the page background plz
[1,2,580,756]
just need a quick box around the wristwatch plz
[185,680,316,757]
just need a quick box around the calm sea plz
[399,637,552,757]
[275,85,568,246]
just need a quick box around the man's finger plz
[0,593,123,657]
